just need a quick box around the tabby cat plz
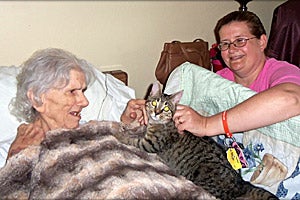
[116,82,278,200]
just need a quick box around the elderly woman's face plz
[36,69,89,130]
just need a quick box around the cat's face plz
[146,82,183,124]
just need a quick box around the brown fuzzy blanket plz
[0,121,216,200]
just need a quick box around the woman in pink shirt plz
[171,11,300,137]
[121,11,300,138]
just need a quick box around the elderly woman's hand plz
[7,123,45,159]
[121,99,147,126]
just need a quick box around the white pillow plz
[81,66,135,123]
[0,66,21,167]
[0,65,135,167]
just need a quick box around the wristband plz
[222,110,233,138]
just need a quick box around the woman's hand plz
[7,123,45,159]
[121,99,148,125]
[173,104,208,136]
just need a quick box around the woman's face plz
[219,21,267,75]
[34,69,89,130]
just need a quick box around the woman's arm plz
[7,123,45,159]
[174,83,300,137]
[120,99,147,125]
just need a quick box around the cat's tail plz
[237,183,278,200]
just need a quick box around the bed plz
[3,0,299,197]
[1,46,299,199]
[0,64,217,199]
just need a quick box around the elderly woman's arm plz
[7,123,45,159]
[173,83,300,137]
[120,99,147,125]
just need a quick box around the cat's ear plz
[170,90,183,104]
[150,81,162,97]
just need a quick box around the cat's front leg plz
[87,120,124,136]
[122,123,147,138]
[112,123,147,147]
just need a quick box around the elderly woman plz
[7,48,94,158]
[7,48,142,159]
[172,11,300,137]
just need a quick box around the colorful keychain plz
[222,111,248,170]
[227,147,242,170]
[231,141,248,168]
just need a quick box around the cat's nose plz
[155,109,162,115]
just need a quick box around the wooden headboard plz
[103,70,128,85]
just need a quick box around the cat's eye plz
[152,100,157,107]
[164,106,170,112]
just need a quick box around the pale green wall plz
[0,0,285,98]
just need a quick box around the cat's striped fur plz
[116,82,278,200]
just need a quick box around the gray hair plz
[9,48,95,122]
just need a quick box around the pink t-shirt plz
[216,58,300,92]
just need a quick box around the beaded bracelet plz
[222,110,233,138]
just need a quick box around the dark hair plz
[214,11,266,44]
